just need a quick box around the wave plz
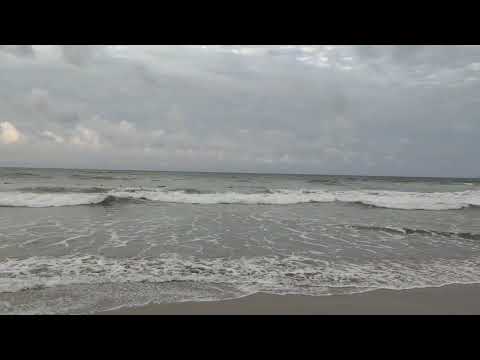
[97,195,148,206]
[6,172,38,177]
[347,225,480,241]
[307,178,341,185]
[0,192,107,207]
[1,253,480,296]
[1,189,480,210]
[3,172,52,179]
[107,189,480,210]
[168,188,208,194]
[17,186,109,194]
[70,174,133,181]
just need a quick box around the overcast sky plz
[0,45,479,177]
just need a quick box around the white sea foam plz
[334,190,480,210]
[1,254,480,294]
[118,189,480,210]
[0,192,106,207]
[1,189,480,210]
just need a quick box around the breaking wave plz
[1,253,480,295]
[347,225,480,241]
[0,192,107,207]
[1,188,480,210]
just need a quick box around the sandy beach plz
[99,283,480,315]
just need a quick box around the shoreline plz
[99,283,480,315]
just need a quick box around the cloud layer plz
[0,121,22,144]
[0,45,479,176]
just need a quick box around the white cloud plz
[0,121,22,144]
[70,126,102,148]
[41,130,64,143]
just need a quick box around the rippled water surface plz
[1,168,479,314]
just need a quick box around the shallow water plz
[1,168,479,314]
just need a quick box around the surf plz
[1,188,480,210]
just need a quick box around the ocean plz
[0,167,479,314]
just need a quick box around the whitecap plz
[1,188,480,210]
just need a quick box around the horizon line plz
[0,165,478,180]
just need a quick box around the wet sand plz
[99,283,480,315]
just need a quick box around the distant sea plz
[1,167,479,314]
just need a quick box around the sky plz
[0,45,479,177]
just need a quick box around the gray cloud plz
[0,45,479,176]
[59,45,105,66]
[0,45,35,58]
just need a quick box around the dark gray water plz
[1,167,480,314]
